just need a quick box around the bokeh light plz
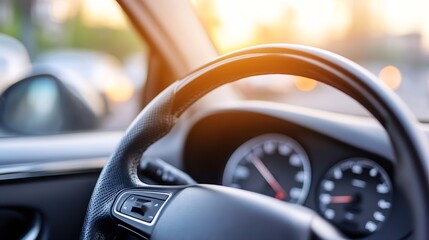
[104,75,135,103]
[379,65,402,90]
[294,77,317,92]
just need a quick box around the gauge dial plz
[318,158,393,238]
[223,134,311,204]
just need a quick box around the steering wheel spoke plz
[111,185,344,240]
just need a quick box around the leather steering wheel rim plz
[81,44,429,240]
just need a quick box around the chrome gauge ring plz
[318,158,393,238]
[223,134,311,204]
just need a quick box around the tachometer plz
[318,158,393,238]
[223,134,311,204]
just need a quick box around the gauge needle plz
[330,195,354,204]
[250,155,287,200]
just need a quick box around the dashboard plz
[143,101,413,240]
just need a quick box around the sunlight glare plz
[81,0,127,29]
[193,0,429,53]
[209,0,288,53]
[293,0,336,40]
[194,0,353,53]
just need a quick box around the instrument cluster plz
[222,134,393,238]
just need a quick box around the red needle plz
[250,155,287,200]
[330,195,354,204]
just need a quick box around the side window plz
[0,0,147,136]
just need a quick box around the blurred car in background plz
[0,34,31,91]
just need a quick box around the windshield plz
[192,0,429,120]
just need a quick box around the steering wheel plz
[81,45,429,240]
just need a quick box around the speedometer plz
[223,134,311,204]
[318,158,393,238]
